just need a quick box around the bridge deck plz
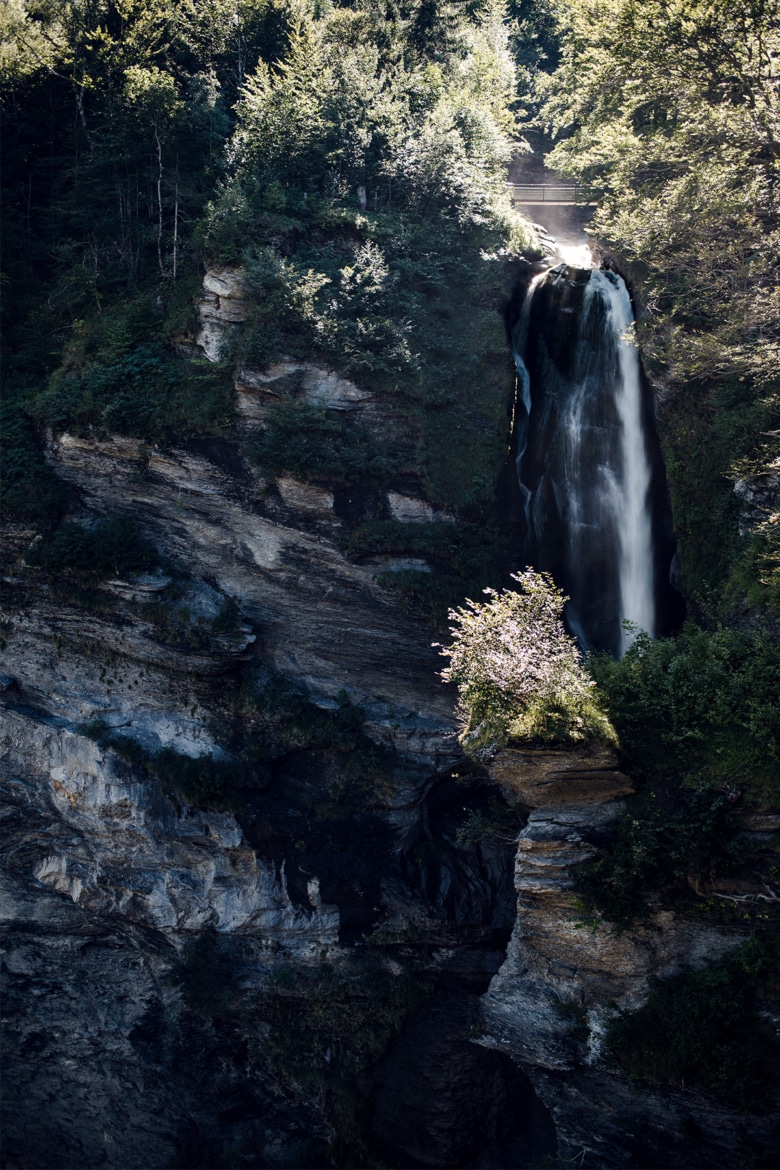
[508,184,597,206]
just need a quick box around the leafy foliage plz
[212,1,522,235]
[83,720,243,810]
[84,669,390,811]
[0,399,72,529]
[3,0,538,536]
[237,238,418,376]
[136,586,241,652]
[153,747,242,809]
[438,568,616,751]
[574,625,780,928]
[25,295,235,441]
[606,940,780,1111]
[346,518,513,625]
[198,1,538,518]
[247,399,394,486]
[589,627,780,802]
[234,672,392,805]
[455,793,522,845]
[572,788,744,931]
[28,512,158,579]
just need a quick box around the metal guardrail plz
[507,184,597,206]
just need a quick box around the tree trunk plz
[173,167,179,283]
[155,126,164,277]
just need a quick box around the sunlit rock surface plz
[3,710,340,939]
[196,266,249,360]
[386,490,456,524]
[488,742,633,807]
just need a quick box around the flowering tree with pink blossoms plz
[437,569,615,754]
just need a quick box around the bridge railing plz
[507,184,598,205]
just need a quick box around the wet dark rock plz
[370,990,557,1169]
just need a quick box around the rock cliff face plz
[1,267,533,1165]
[1,457,526,1165]
[478,749,780,1168]
[3,266,777,1169]
[35,427,454,746]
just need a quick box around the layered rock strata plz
[1,379,529,1165]
[479,746,778,1167]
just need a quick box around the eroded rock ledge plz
[478,745,777,1168]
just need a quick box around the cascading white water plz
[596,271,655,654]
[513,263,657,657]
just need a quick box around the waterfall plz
[513,264,658,657]
[603,272,655,654]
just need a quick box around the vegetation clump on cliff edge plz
[438,568,616,752]
[26,512,159,579]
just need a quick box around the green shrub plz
[82,722,242,811]
[589,626,780,803]
[235,228,517,516]
[572,788,744,931]
[26,295,235,442]
[0,399,72,529]
[35,342,234,440]
[455,795,522,846]
[28,513,158,579]
[236,674,391,804]
[247,400,395,486]
[239,239,418,379]
[724,527,780,614]
[574,625,780,929]
[374,568,453,624]
[348,519,513,626]
[241,674,365,751]
[606,941,780,1110]
[552,999,590,1044]
[346,519,504,576]
[138,588,241,652]
[153,747,240,809]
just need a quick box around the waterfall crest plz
[512,264,661,657]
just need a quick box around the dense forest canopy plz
[1,0,537,359]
